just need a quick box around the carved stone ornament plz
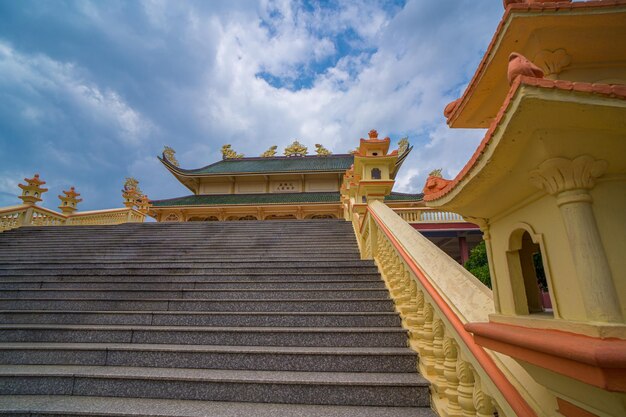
[221,144,243,160]
[315,144,331,156]
[397,137,410,156]
[162,146,179,167]
[422,169,453,197]
[260,145,277,157]
[507,52,544,85]
[529,155,608,195]
[533,49,571,78]
[284,140,308,157]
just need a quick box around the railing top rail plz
[68,207,139,217]
[0,204,29,215]
[32,206,68,219]
[367,200,536,417]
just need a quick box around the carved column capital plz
[529,155,608,196]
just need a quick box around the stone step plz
[0,325,408,347]
[0,343,417,373]
[0,254,364,262]
[0,395,437,417]
[0,273,383,282]
[0,288,389,300]
[0,279,386,290]
[0,260,376,269]
[0,365,429,407]
[0,266,379,276]
[0,298,395,312]
[0,311,401,327]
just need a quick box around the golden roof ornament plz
[397,137,409,156]
[221,144,243,159]
[284,140,308,157]
[163,146,179,167]
[428,168,443,178]
[260,145,277,157]
[136,194,152,214]
[123,177,142,194]
[18,174,48,205]
[315,144,331,156]
[58,187,82,214]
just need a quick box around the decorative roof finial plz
[260,145,278,157]
[423,169,452,197]
[122,177,142,208]
[368,130,378,139]
[136,194,152,214]
[221,144,244,160]
[58,187,82,214]
[507,52,544,85]
[315,144,331,156]
[18,174,48,205]
[397,137,410,156]
[163,146,179,167]
[284,140,308,157]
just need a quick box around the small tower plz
[136,194,152,214]
[122,188,139,208]
[18,174,48,205]
[58,187,82,214]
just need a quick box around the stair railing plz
[0,204,146,232]
[358,200,553,417]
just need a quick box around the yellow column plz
[530,155,622,323]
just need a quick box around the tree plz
[464,240,491,288]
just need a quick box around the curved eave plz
[159,156,199,193]
[392,146,413,179]
[427,77,626,217]
[447,1,626,128]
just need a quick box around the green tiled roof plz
[152,192,342,207]
[152,191,422,207]
[167,154,354,175]
[385,192,424,202]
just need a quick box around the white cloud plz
[0,41,154,147]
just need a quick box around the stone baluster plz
[419,303,436,375]
[472,374,496,417]
[443,338,463,417]
[408,288,426,351]
[457,359,477,417]
[432,318,447,397]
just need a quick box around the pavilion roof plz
[159,154,355,176]
[151,191,423,207]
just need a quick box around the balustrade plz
[393,207,465,224]
[357,200,549,417]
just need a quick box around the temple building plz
[149,132,423,222]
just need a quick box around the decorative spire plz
[422,169,452,197]
[397,137,410,156]
[429,168,443,178]
[58,187,82,214]
[136,194,152,214]
[284,140,308,157]
[163,146,179,167]
[18,174,48,205]
[221,144,243,159]
[315,144,331,156]
[260,145,277,157]
[368,129,378,139]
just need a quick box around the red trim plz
[411,222,479,231]
[557,398,599,417]
[465,322,626,392]
[368,207,537,417]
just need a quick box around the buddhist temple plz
[149,133,423,222]
[0,1,624,416]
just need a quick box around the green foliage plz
[464,240,491,288]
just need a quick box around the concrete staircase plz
[0,220,434,416]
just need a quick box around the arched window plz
[371,168,382,179]
[507,228,553,316]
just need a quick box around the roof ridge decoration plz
[398,137,410,157]
[284,140,308,157]
[221,144,244,160]
[162,146,179,167]
[260,145,278,157]
[315,144,331,156]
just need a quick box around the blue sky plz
[0,0,502,210]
